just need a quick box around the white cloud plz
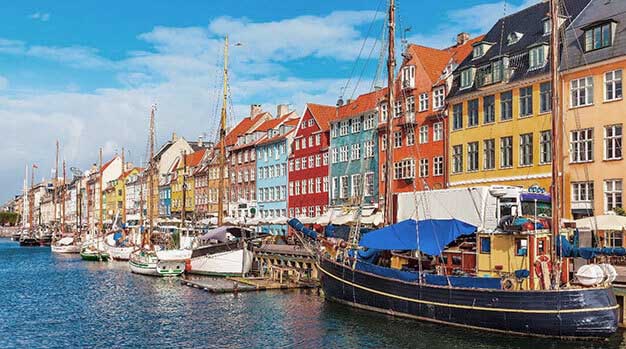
[0,76,8,89]
[29,12,50,22]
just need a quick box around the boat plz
[80,243,110,261]
[11,230,23,241]
[188,226,254,276]
[104,231,136,261]
[287,0,618,340]
[81,148,110,262]
[19,233,40,247]
[51,236,81,254]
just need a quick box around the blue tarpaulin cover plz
[424,274,502,289]
[558,235,626,259]
[358,219,476,256]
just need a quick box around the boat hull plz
[129,252,185,277]
[80,251,110,262]
[188,247,253,277]
[107,246,135,261]
[319,258,618,339]
[129,259,161,276]
[19,238,41,247]
[51,244,81,254]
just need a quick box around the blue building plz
[255,112,299,235]
[159,177,172,218]
[329,90,381,209]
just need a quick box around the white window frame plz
[605,70,623,102]
[604,124,623,160]
[571,76,594,108]
[418,93,429,112]
[433,122,443,141]
[419,158,429,178]
[605,179,623,213]
[433,86,445,110]
[433,156,444,177]
[570,128,594,163]
[419,125,428,144]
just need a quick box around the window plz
[393,159,415,180]
[467,142,479,171]
[301,158,306,170]
[539,82,552,113]
[331,148,338,164]
[480,237,491,254]
[394,101,402,118]
[315,177,321,193]
[519,133,533,166]
[351,174,361,197]
[507,32,522,45]
[483,95,495,124]
[340,176,349,199]
[301,179,307,195]
[473,44,486,58]
[570,128,593,163]
[433,156,443,176]
[301,138,306,150]
[401,65,415,88]
[364,140,375,158]
[540,130,552,164]
[605,124,622,160]
[308,136,313,148]
[452,145,463,173]
[406,96,415,113]
[331,124,338,138]
[515,238,528,256]
[323,153,328,165]
[519,86,533,117]
[500,136,513,168]
[419,125,428,144]
[331,177,338,198]
[605,179,623,213]
[460,68,474,89]
[468,99,478,127]
[452,104,463,130]
[483,139,495,170]
[350,143,361,160]
[289,160,293,172]
[492,60,503,83]
[418,93,429,112]
[406,128,415,146]
[500,91,513,120]
[308,119,314,127]
[543,19,551,35]
[394,130,403,148]
[433,87,445,109]
[339,145,348,162]
[352,118,362,133]
[289,182,294,196]
[571,77,594,107]
[308,178,314,194]
[364,114,376,130]
[529,45,546,69]
[609,231,623,248]
[572,182,594,203]
[433,122,443,141]
[339,120,349,136]
[323,176,329,192]
[380,104,388,123]
[605,70,623,101]
[585,22,613,52]
[364,172,374,196]
[419,158,429,177]
[381,134,387,151]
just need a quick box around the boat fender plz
[534,255,551,276]
[184,258,192,272]
[502,278,515,290]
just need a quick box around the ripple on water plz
[1,238,626,349]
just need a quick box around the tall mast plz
[217,36,229,226]
[99,147,103,236]
[383,0,396,226]
[29,165,35,231]
[22,166,28,229]
[54,140,59,227]
[121,147,126,225]
[181,150,187,235]
[62,160,66,235]
[549,0,561,283]
[147,105,156,248]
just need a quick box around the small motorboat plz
[80,243,110,262]
[129,249,188,277]
[51,237,81,254]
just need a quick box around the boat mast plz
[181,150,187,238]
[122,147,126,225]
[549,0,562,286]
[62,160,66,235]
[29,165,35,232]
[54,140,59,229]
[217,36,229,227]
[383,0,396,226]
[99,147,103,237]
[147,105,156,249]
[22,166,27,230]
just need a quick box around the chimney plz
[197,135,204,147]
[276,104,289,117]
[172,132,178,142]
[250,104,262,118]
[456,32,470,46]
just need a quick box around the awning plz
[358,219,477,256]
[575,214,626,231]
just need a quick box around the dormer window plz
[529,44,548,70]
[491,59,503,83]
[401,65,415,88]
[543,19,551,35]
[460,68,475,89]
[584,21,615,52]
[507,32,523,45]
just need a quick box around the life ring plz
[534,255,552,277]
[502,278,515,290]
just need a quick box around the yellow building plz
[104,167,141,222]
[444,2,581,193]
[561,1,625,220]
[171,149,205,217]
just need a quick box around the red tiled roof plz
[100,156,118,174]
[224,112,268,147]
[337,88,387,119]
[256,128,296,146]
[184,149,206,168]
[306,103,336,132]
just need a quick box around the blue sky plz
[0,0,537,202]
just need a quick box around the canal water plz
[1,238,625,349]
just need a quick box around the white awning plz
[575,214,626,231]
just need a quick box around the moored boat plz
[51,236,81,254]
[187,226,253,277]
[104,231,136,261]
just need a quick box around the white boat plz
[188,226,254,277]
[129,249,188,277]
[51,237,81,254]
[104,232,137,261]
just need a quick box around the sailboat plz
[52,153,81,254]
[80,148,110,261]
[129,105,187,277]
[289,0,618,339]
[187,36,254,277]
[20,164,41,247]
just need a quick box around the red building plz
[288,103,335,218]
[378,33,482,197]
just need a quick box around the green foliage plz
[0,212,20,226]
[613,207,626,216]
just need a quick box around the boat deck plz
[180,276,317,293]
